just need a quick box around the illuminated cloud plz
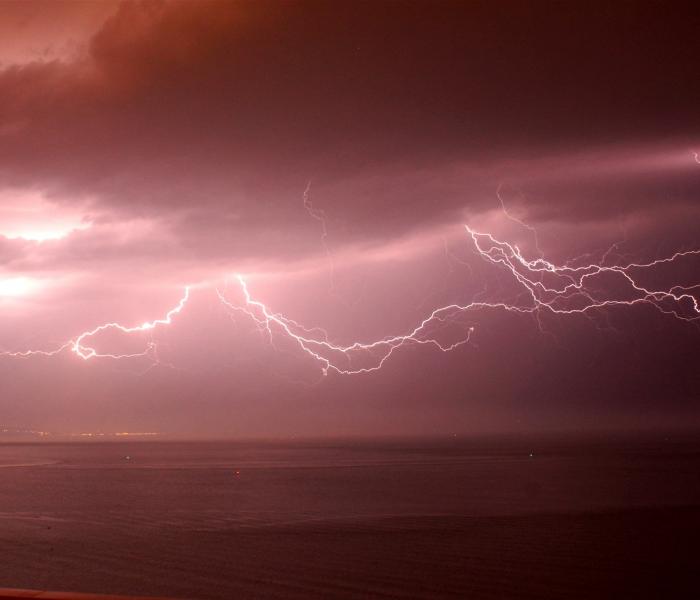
[0,188,91,241]
[0,1,698,436]
[0,276,38,297]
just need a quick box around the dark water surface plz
[0,436,699,599]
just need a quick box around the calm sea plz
[0,436,698,599]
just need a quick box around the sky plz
[0,0,699,438]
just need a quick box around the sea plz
[0,435,698,599]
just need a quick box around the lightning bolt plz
[1,287,191,364]
[217,225,699,378]
[463,226,700,320]
[496,183,543,258]
[303,181,336,290]
[218,275,478,376]
[2,203,699,377]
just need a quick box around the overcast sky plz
[0,1,698,438]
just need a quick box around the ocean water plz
[0,436,698,599]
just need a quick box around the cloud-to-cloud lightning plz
[215,223,700,377]
[2,213,699,377]
[1,287,190,363]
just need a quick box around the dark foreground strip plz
[0,590,181,600]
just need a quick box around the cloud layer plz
[0,1,698,436]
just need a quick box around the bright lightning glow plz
[3,224,91,242]
[0,277,38,297]
[0,189,91,241]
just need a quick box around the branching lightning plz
[216,223,699,377]
[2,197,699,377]
[1,287,190,364]
[303,181,337,292]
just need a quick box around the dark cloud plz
[0,1,699,436]
[1,1,699,234]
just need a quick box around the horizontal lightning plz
[2,222,698,376]
[217,225,699,376]
[1,287,190,363]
